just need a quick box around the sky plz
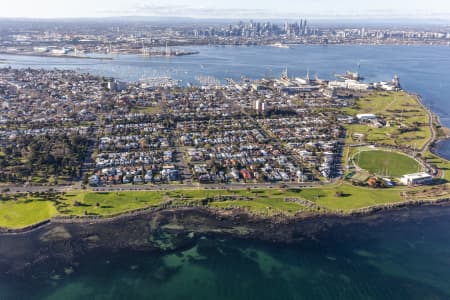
[1,0,449,20]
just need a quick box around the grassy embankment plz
[424,151,450,182]
[0,185,407,229]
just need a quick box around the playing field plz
[354,150,422,177]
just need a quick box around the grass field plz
[354,150,422,177]
[297,184,403,211]
[0,189,310,228]
[0,184,411,229]
[4,179,450,229]
[167,188,311,216]
[0,199,57,229]
[344,91,432,149]
[59,191,165,216]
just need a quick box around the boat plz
[336,71,364,81]
[270,43,290,49]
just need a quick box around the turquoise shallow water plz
[1,213,450,300]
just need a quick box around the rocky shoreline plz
[1,196,450,235]
[1,198,450,276]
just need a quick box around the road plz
[1,181,322,194]
[414,94,436,153]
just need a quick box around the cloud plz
[99,1,450,20]
[101,2,291,19]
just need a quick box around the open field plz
[344,91,432,149]
[0,199,57,229]
[59,191,165,216]
[354,150,422,177]
[297,184,404,211]
[0,184,414,229]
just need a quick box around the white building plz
[400,172,433,185]
[375,76,402,91]
[255,99,266,113]
[51,48,69,55]
[356,113,377,121]
[328,79,371,91]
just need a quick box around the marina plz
[1,44,449,127]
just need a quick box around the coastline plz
[0,51,113,60]
[2,195,450,236]
[1,198,450,275]
[413,91,450,169]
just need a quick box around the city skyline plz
[1,0,450,20]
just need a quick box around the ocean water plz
[1,45,450,299]
[1,45,450,127]
[1,212,450,300]
[435,139,450,160]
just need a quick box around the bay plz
[1,210,450,300]
[1,45,450,128]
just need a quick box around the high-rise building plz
[255,99,266,113]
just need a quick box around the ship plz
[270,43,290,49]
[336,71,364,81]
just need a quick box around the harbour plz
[1,44,449,127]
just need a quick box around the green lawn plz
[0,199,58,229]
[59,191,165,216]
[298,184,404,211]
[0,182,439,229]
[354,150,422,177]
[356,92,429,124]
[345,91,432,149]
[209,198,304,216]
[0,191,166,228]
[168,188,311,216]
